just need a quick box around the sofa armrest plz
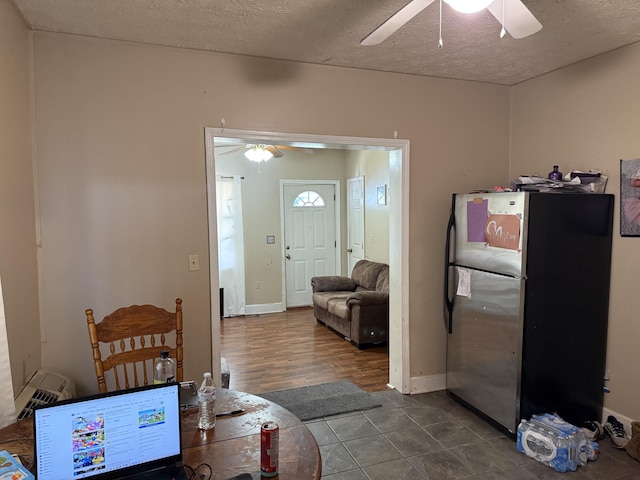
[346,291,389,307]
[311,276,357,293]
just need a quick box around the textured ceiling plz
[11,0,640,85]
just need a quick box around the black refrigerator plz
[444,192,614,434]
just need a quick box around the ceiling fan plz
[216,144,314,162]
[360,0,542,46]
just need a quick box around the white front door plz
[283,184,337,307]
[347,176,365,275]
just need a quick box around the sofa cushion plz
[351,260,386,291]
[375,265,389,293]
[328,297,351,319]
[312,291,351,310]
[311,276,357,293]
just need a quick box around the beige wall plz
[0,0,40,395]
[511,42,640,421]
[345,150,390,265]
[28,31,509,396]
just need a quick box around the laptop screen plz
[34,383,183,480]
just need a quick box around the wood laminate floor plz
[220,307,390,394]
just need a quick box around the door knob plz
[347,248,353,253]
[286,254,291,260]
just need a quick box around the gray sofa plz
[311,260,389,348]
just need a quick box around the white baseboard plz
[603,406,636,437]
[409,373,446,394]
[244,303,284,315]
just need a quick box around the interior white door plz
[283,184,336,307]
[347,176,365,275]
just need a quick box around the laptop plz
[34,382,189,480]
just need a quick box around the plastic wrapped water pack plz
[516,413,598,472]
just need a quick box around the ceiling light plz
[444,0,493,14]
[244,145,274,163]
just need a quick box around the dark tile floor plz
[305,389,640,480]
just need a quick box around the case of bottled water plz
[516,413,597,472]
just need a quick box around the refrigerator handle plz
[444,198,455,334]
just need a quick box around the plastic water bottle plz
[153,350,175,384]
[197,372,216,430]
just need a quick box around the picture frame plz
[620,158,640,237]
[377,185,387,206]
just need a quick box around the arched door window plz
[293,190,325,207]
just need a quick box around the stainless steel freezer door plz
[454,192,527,277]
[446,267,524,433]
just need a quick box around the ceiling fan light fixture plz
[244,145,274,162]
[444,0,493,14]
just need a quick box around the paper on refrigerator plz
[456,267,472,298]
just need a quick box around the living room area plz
[214,138,395,394]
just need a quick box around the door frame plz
[346,176,365,275]
[280,180,341,308]
[205,127,410,393]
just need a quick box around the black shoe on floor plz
[582,420,605,441]
[604,415,630,449]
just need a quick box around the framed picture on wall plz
[377,185,387,205]
[621,157,640,236]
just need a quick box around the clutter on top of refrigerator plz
[511,169,607,193]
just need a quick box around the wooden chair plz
[85,298,183,393]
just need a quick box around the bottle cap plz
[160,350,169,358]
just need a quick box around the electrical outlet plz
[188,254,200,272]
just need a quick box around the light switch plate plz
[188,254,200,271]
[266,235,275,244]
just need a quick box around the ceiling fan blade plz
[265,146,285,158]
[487,0,542,39]
[217,146,246,156]
[361,0,436,46]
[276,145,315,154]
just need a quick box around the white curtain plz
[0,274,17,428]
[216,176,246,317]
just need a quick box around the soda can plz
[260,421,279,477]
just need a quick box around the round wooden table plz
[0,389,321,480]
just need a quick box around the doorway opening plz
[205,128,410,392]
